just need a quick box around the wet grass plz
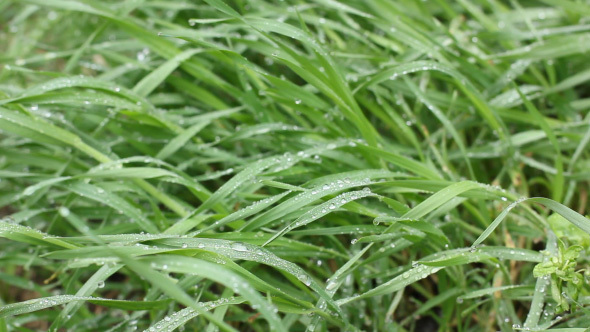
[1,0,590,331]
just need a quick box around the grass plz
[1,0,590,331]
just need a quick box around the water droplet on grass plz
[298,274,311,286]
[230,242,248,252]
[326,280,338,290]
[58,207,70,217]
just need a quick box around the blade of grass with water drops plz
[153,238,346,320]
[63,181,160,234]
[141,255,286,332]
[263,189,376,246]
[241,175,374,232]
[0,221,77,249]
[0,295,170,318]
[193,190,291,235]
[336,264,445,305]
[400,181,485,220]
[144,297,245,332]
[1,76,152,111]
[132,48,203,98]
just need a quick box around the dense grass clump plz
[1,0,590,331]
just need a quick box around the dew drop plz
[298,274,311,286]
[326,280,337,290]
[231,242,248,252]
[58,206,70,217]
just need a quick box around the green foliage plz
[548,213,590,249]
[1,0,590,331]
[534,240,586,313]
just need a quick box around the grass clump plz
[1,0,590,331]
